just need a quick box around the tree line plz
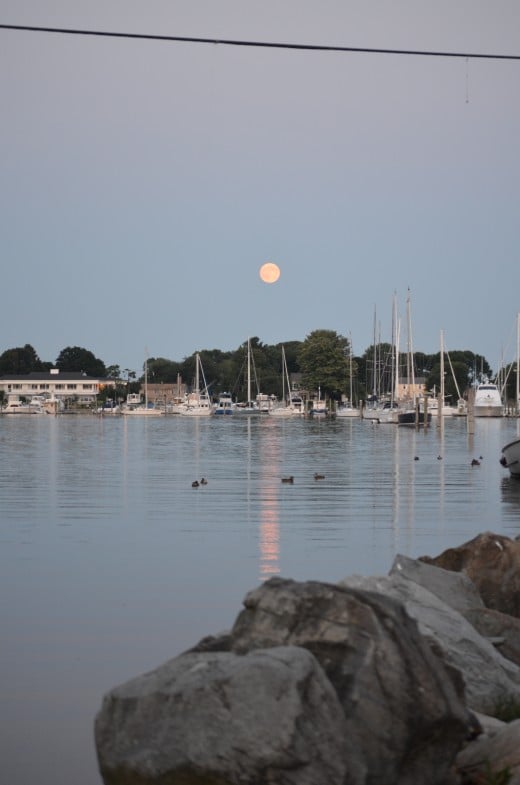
[0,333,516,404]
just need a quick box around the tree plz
[55,346,106,377]
[0,344,44,374]
[297,330,350,400]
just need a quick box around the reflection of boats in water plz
[500,436,520,478]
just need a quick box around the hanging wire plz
[0,23,520,61]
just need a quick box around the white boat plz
[96,399,121,415]
[214,392,235,415]
[176,353,214,417]
[270,346,305,417]
[235,339,273,414]
[473,380,504,418]
[336,402,359,418]
[427,397,466,417]
[309,388,328,417]
[122,358,165,416]
[42,394,64,415]
[2,394,44,414]
[337,337,359,417]
[500,436,520,477]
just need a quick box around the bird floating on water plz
[471,459,481,467]
[281,476,294,484]
[200,477,208,485]
[314,473,325,480]
[192,480,200,488]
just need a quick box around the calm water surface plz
[2,413,520,785]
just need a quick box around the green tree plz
[55,346,106,377]
[146,357,182,384]
[297,329,350,400]
[0,344,44,374]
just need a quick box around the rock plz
[390,553,485,614]
[226,576,469,785]
[419,532,520,617]
[464,607,520,668]
[95,645,352,785]
[339,573,520,714]
[456,717,520,785]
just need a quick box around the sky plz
[1,1,519,376]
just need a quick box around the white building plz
[0,369,115,405]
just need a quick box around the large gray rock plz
[456,718,520,785]
[420,532,520,617]
[225,577,468,785]
[340,573,520,714]
[464,607,520,667]
[390,553,484,613]
[95,645,352,785]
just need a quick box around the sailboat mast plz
[247,339,251,405]
[349,332,353,404]
[517,312,520,412]
[144,355,148,409]
[439,329,445,431]
[281,346,286,402]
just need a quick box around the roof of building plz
[0,371,114,382]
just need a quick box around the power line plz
[1,23,519,61]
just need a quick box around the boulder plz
[225,576,469,785]
[419,532,520,617]
[389,553,484,614]
[456,718,520,785]
[339,573,520,714]
[464,607,520,668]
[95,645,352,785]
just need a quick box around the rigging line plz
[1,23,520,61]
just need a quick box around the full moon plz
[259,262,281,284]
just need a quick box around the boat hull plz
[501,437,520,477]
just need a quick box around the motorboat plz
[500,437,520,477]
[121,360,165,416]
[309,387,328,417]
[473,381,504,418]
[336,402,359,418]
[214,392,235,415]
[2,394,44,414]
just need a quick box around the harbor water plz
[1,412,520,785]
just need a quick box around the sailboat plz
[235,338,275,414]
[397,292,431,427]
[270,346,305,417]
[122,355,164,416]
[176,353,214,416]
[337,335,359,418]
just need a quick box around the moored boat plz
[473,381,504,418]
[2,394,44,414]
[500,437,520,477]
[214,392,235,415]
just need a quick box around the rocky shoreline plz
[95,532,520,784]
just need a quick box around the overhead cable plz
[0,23,519,61]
